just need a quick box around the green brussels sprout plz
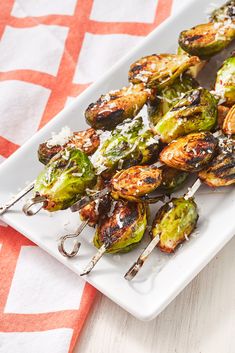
[153,88,218,143]
[85,83,150,130]
[91,117,159,175]
[93,201,148,253]
[198,136,235,187]
[34,147,97,212]
[151,197,198,253]
[110,165,162,202]
[178,22,235,59]
[148,74,199,125]
[215,56,235,106]
[160,132,218,172]
[223,104,235,134]
[128,53,200,89]
[38,128,100,165]
[159,166,189,194]
[177,46,207,77]
[210,0,235,22]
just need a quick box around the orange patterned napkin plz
[0,0,173,351]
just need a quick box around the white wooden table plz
[74,236,235,353]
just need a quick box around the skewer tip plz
[124,261,143,281]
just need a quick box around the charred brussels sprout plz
[151,197,198,253]
[111,165,162,202]
[79,178,111,227]
[85,84,150,130]
[159,166,189,194]
[223,104,235,135]
[210,0,235,22]
[91,117,159,175]
[34,148,96,212]
[215,56,235,106]
[178,22,235,59]
[160,132,218,172]
[128,53,200,89]
[148,74,199,126]
[153,88,217,143]
[38,128,100,165]
[93,201,147,253]
[198,137,235,187]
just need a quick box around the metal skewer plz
[58,220,89,258]
[0,180,35,215]
[124,178,202,281]
[80,244,107,276]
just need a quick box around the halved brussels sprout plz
[160,132,218,172]
[91,117,159,175]
[111,165,162,202]
[93,201,147,253]
[34,147,97,212]
[128,53,200,89]
[215,56,235,106]
[223,104,235,134]
[198,137,235,187]
[159,166,189,194]
[153,88,217,143]
[177,46,207,77]
[151,197,198,253]
[85,83,150,130]
[79,177,111,227]
[218,105,230,129]
[210,0,235,22]
[148,74,199,126]
[38,128,100,165]
[178,22,235,59]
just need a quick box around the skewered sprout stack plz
[160,132,218,172]
[153,88,218,143]
[85,83,151,130]
[128,53,200,89]
[38,128,100,165]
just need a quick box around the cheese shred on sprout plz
[47,126,72,147]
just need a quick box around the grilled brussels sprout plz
[93,201,148,253]
[210,0,235,22]
[153,88,217,143]
[151,197,198,253]
[198,137,235,187]
[178,22,235,59]
[215,56,235,106]
[218,105,230,129]
[91,117,159,175]
[223,104,235,135]
[38,128,100,165]
[79,177,111,227]
[160,132,218,172]
[159,166,189,193]
[128,53,200,89]
[111,165,162,202]
[85,84,150,130]
[148,74,199,125]
[34,147,96,212]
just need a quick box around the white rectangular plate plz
[0,0,234,320]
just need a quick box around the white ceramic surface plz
[0,0,234,320]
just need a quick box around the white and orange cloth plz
[0,1,186,352]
